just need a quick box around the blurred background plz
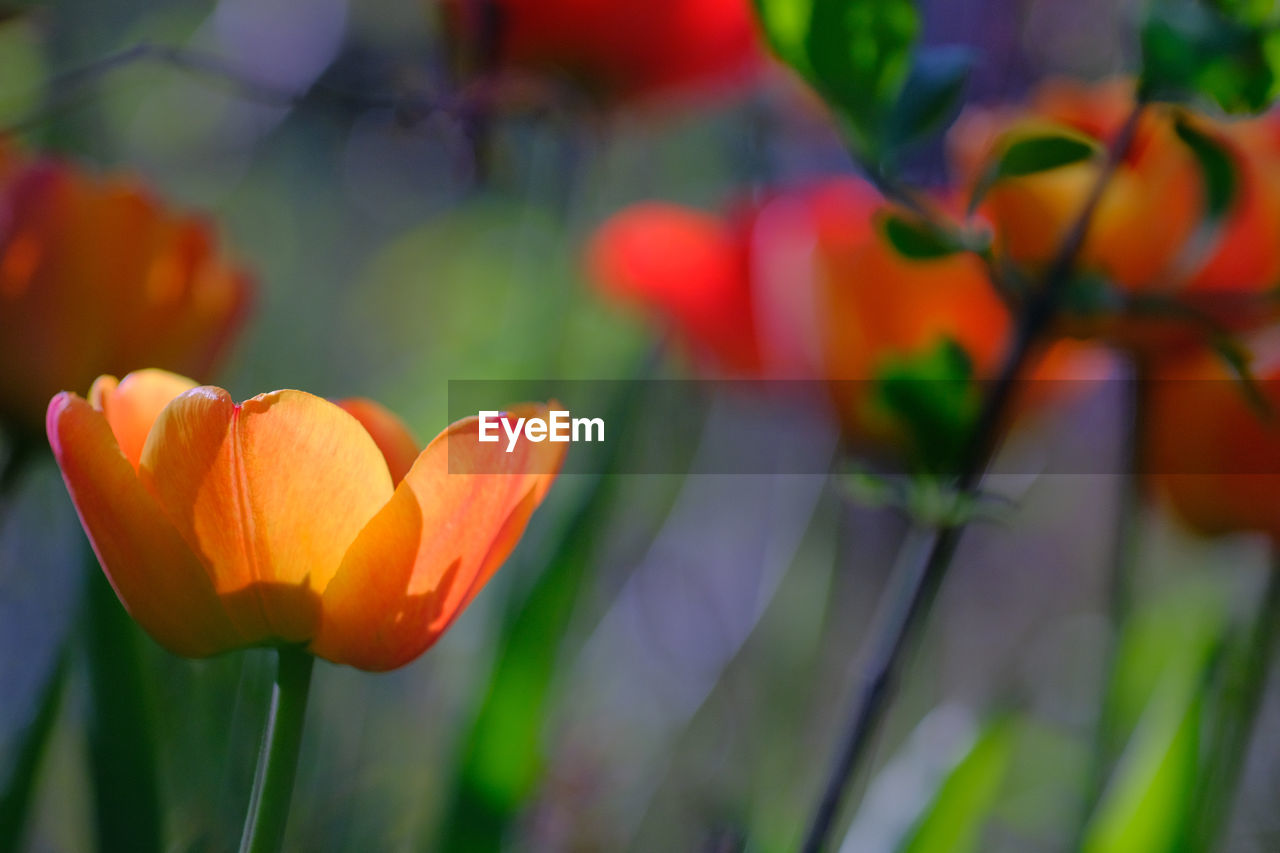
[2,0,1278,851]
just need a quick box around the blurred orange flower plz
[809,186,1011,455]
[950,78,1280,350]
[441,0,762,106]
[1146,339,1280,540]
[47,369,563,671]
[0,139,252,438]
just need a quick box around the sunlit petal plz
[140,387,394,643]
[89,369,199,469]
[314,403,564,670]
[46,392,241,657]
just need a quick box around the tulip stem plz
[239,647,314,853]
[800,98,1147,853]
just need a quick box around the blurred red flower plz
[441,0,763,106]
[0,138,252,439]
[587,201,764,374]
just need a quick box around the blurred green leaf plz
[887,47,973,149]
[752,0,815,72]
[970,133,1100,212]
[753,0,920,157]
[1187,570,1280,851]
[880,213,967,260]
[989,134,1100,178]
[433,369,648,852]
[838,470,1011,526]
[874,338,980,476]
[1081,665,1207,853]
[0,652,66,853]
[0,17,44,127]
[1174,118,1238,219]
[1104,580,1226,742]
[1141,0,1280,112]
[83,564,163,853]
[896,717,1015,853]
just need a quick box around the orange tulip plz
[440,0,762,106]
[949,78,1280,351]
[0,139,252,438]
[1146,338,1280,540]
[46,369,564,671]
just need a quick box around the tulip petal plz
[46,392,241,657]
[140,387,395,643]
[337,398,420,485]
[90,369,199,469]
[314,403,564,671]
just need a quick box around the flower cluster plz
[953,78,1280,350]
[0,134,564,673]
[588,78,1280,508]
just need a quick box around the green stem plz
[1076,357,1147,833]
[800,99,1149,853]
[1188,552,1280,851]
[238,647,314,853]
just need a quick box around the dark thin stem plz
[6,42,494,137]
[1189,553,1280,851]
[800,99,1147,853]
[238,647,315,853]
[1074,357,1147,841]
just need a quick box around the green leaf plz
[969,133,1100,211]
[888,46,974,148]
[874,338,980,476]
[897,718,1016,853]
[83,563,164,853]
[837,470,1011,526]
[880,213,967,260]
[1207,331,1271,416]
[751,0,815,72]
[1082,666,1207,853]
[1104,580,1227,742]
[434,370,646,851]
[0,652,66,853]
[1141,0,1280,113]
[993,134,1099,178]
[753,0,920,156]
[1174,118,1238,220]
